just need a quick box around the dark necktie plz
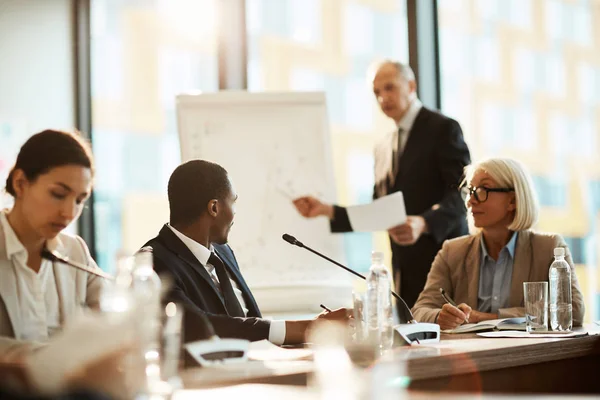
[208,253,245,317]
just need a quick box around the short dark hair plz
[168,160,231,226]
[5,129,94,197]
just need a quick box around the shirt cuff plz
[268,320,286,345]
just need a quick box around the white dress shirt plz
[0,211,61,341]
[374,98,423,192]
[167,225,286,344]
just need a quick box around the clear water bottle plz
[99,256,142,398]
[100,256,134,314]
[365,251,394,353]
[549,247,572,331]
[309,321,363,400]
[131,250,169,397]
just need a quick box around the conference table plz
[174,385,599,400]
[182,324,600,395]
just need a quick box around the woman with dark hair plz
[0,130,105,358]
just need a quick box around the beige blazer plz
[0,221,105,359]
[411,230,585,326]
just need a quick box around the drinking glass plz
[352,290,367,343]
[523,282,548,332]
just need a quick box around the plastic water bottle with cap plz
[365,251,394,353]
[131,250,170,397]
[98,255,142,398]
[549,247,572,331]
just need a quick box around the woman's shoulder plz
[437,233,479,264]
[442,233,478,251]
[521,229,565,248]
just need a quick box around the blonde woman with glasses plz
[411,158,585,330]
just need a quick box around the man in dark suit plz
[144,160,348,344]
[293,60,471,310]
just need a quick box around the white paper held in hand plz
[346,192,407,232]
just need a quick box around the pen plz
[320,304,332,312]
[439,288,469,324]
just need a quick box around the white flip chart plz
[176,92,352,312]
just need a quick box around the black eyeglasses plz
[460,185,514,203]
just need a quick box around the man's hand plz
[292,196,334,219]
[388,216,428,246]
[437,303,472,330]
[283,308,352,344]
[315,307,352,322]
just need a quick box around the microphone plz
[282,233,440,343]
[282,234,413,323]
[41,248,115,281]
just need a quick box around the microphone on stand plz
[282,233,440,344]
[41,248,115,281]
[282,233,414,323]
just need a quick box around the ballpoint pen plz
[319,304,332,312]
[439,288,469,324]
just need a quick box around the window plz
[438,0,600,321]
[0,0,76,212]
[90,0,218,271]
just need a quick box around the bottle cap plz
[371,251,384,264]
[134,250,154,270]
[554,247,565,257]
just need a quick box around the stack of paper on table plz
[442,317,526,334]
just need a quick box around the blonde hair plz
[464,158,539,231]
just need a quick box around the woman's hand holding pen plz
[438,303,472,330]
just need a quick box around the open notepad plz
[442,317,527,334]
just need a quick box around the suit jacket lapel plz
[465,233,481,308]
[395,108,429,184]
[0,262,20,338]
[510,230,533,307]
[51,238,72,326]
[157,225,225,306]
[0,222,21,338]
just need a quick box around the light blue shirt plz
[477,232,518,314]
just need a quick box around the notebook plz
[477,330,588,338]
[442,317,527,334]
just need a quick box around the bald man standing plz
[293,61,471,309]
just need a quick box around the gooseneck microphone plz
[282,233,416,324]
[41,248,115,281]
[282,233,371,283]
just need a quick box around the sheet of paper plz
[477,330,588,338]
[247,339,313,361]
[346,191,407,232]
